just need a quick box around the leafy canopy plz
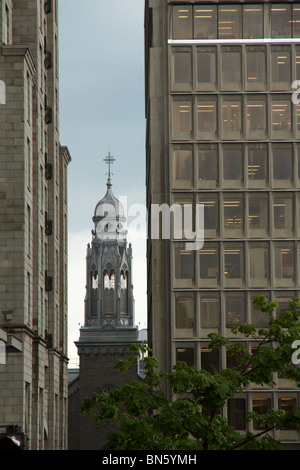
[80,296,300,450]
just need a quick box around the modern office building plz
[145,0,300,446]
[0,0,71,449]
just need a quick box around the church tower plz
[69,154,140,450]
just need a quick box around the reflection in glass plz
[199,197,218,231]
[173,51,192,86]
[172,6,193,39]
[198,147,218,184]
[173,149,193,184]
[175,247,194,279]
[246,50,266,88]
[224,244,244,279]
[194,6,217,39]
[248,147,267,182]
[271,4,291,38]
[273,147,292,181]
[197,49,216,86]
[228,399,246,430]
[223,146,243,181]
[224,197,243,231]
[201,346,220,373]
[218,6,242,39]
[199,244,219,280]
[225,293,245,328]
[200,294,220,328]
[221,50,241,88]
[175,295,194,331]
[176,347,194,366]
[243,6,263,38]
[248,196,268,231]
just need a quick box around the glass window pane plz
[222,98,242,139]
[199,196,218,231]
[200,294,220,328]
[225,292,245,328]
[198,146,218,185]
[218,5,242,39]
[293,6,300,38]
[276,292,295,315]
[274,243,295,280]
[199,243,219,280]
[224,196,243,231]
[271,100,291,135]
[224,244,244,280]
[253,398,271,430]
[172,50,192,87]
[197,99,217,138]
[246,49,266,89]
[176,347,194,366]
[197,48,216,87]
[201,346,220,373]
[248,146,268,182]
[248,195,269,231]
[271,4,292,38]
[173,148,193,185]
[228,399,246,430]
[279,398,297,412]
[273,147,292,181]
[249,243,269,281]
[251,292,270,327]
[175,246,194,280]
[172,6,193,39]
[223,145,243,182]
[271,47,291,88]
[172,98,192,139]
[194,5,217,39]
[175,295,195,331]
[243,5,263,38]
[221,49,241,89]
[246,99,266,139]
[273,196,293,230]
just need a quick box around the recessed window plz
[175,246,194,280]
[246,98,266,139]
[176,347,194,366]
[198,146,218,185]
[201,346,220,373]
[172,98,193,140]
[248,146,268,184]
[246,48,266,89]
[228,399,246,430]
[172,49,192,89]
[200,294,220,328]
[274,243,295,281]
[252,398,271,430]
[272,146,292,181]
[251,292,270,327]
[175,294,195,333]
[271,100,291,136]
[225,292,246,328]
[172,147,193,186]
[224,196,243,232]
[273,196,293,231]
[218,5,242,39]
[172,6,193,39]
[249,243,269,282]
[224,244,244,280]
[271,47,291,88]
[221,48,242,90]
[197,98,217,139]
[199,196,218,231]
[199,243,219,280]
[196,48,216,89]
[248,194,269,232]
[222,98,242,139]
[271,4,292,38]
[223,145,243,182]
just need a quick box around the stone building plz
[68,155,140,450]
[145,0,300,447]
[0,0,71,449]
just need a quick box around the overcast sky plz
[58,0,147,364]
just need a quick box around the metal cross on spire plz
[103,151,116,186]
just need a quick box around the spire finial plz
[103,151,116,187]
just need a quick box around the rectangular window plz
[271,4,292,38]
[221,48,242,90]
[197,98,217,139]
[293,6,300,37]
[271,100,291,136]
[172,98,193,140]
[271,47,291,89]
[248,194,269,232]
[225,292,246,328]
[201,346,220,373]
[251,292,270,327]
[223,196,243,232]
[176,347,194,366]
[228,399,246,430]
[249,243,269,282]
[275,243,295,280]
[278,398,297,412]
[246,48,266,90]
[27,272,31,325]
[175,294,195,333]
[273,196,293,231]
[198,145,218,186]
[196,48,216,89]
[172,49,192,90]
[175,246,194,280]
[200,293,220,328]
[224,244,244,280]
[246,98,267,139]
[172,147,193,188]
[199,243,219,280]
[172,6,193,39]
[198,196,218,232]
[218,5,242,39]
[273,146,293,182]
[243,5,263,38]
[27,205,31,257]
[248,145,268,184]
[223,145,243,183]
[194,5,217,39]
[27,138,32,190]
[253,398,271,430]
[222,97,242,139]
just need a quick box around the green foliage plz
[80,296,300,450]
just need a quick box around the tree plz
[80,296,300,450]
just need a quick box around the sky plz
[58,0,147,365]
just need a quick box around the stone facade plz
[0,0,71,450]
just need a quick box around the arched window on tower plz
[90,269,98,315]
[120,270,128,290]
